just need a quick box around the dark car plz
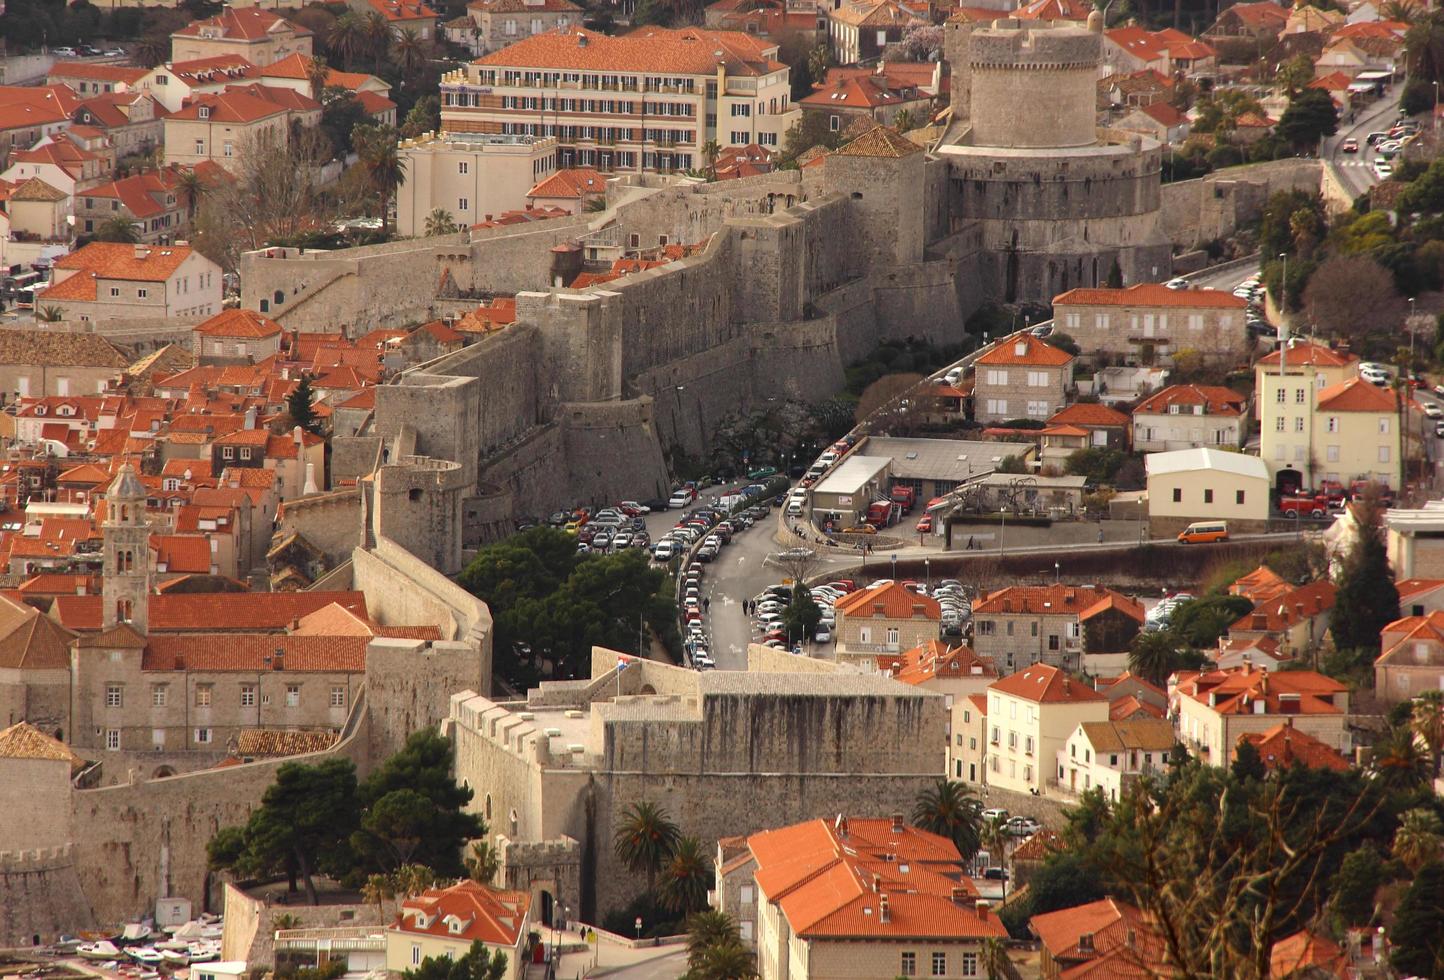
[982,868,1010,881]
[642,497,670,512]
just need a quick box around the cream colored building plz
[955,692,987,784]
[879,640,997,781]
[1131,384,1247,452]
[386,880,531,980]
[462,0,581,55]
[1374,611,1444,705]
[170,8,314,66]
[39,242,222,323]
[1173,667,1351,766]
[440,26,800,172]
[985,664,1108,796]
[1260,374,1402,494]
[396,131,559,236]
[1057,718,1174,801]
[162,89,292,171]
[833,581,940,667]
[1054,283,1249,364]
[1385,503,1444,580]
[1144,446,1270,536]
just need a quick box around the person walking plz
[703,596,711,613]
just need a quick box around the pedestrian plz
[1097,528,1104,544]
[703,596,711,612]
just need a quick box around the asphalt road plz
[1322,84,1406,200]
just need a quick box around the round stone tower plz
[968,19,1101,149]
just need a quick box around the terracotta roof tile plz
[56,590,367,632]
[990,663,1106,703]
[0,329,129,368]
[172,8,312,40]
[194,308,283,338]
[1054,283,1246,309]
[476,26,785,76]
[1237,723,1349,772]
[397,881,532,946]
[527,166,605,200]
[1133,383,1246,417]
[141,633,371,671]
[1316,376,1397,412]
[0,721,85,770]
[834,124,922,157]
[975,332,1073,367]
[1048,403,1129,427]
[835,581,940,621]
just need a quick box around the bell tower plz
[102,463,150,634]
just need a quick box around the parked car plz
[1278,495,1329,518]
[1006,816,1041,837]
[1341,137,1359,153]
[981,807,1008,822]
[915,515,933,533]
[1164,276,1190,289]
[982,868,1010,881]
[814,625,832,643]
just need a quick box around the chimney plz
[303,460,318,496]
[293,425,303,446]
[879,894,890,923]
[891,812,904,833]
[133,244,148,260]
[872,873,881,893]
[952,888,970,907]
[243,406,256,430]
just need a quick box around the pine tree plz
[1332,495,1399,654]
[287,374,322,435]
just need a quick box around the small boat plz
[127,947,164,965]
[78,941,122,961]
[161,951,190,967]
[185,945,218,964]
[156,940,189,952]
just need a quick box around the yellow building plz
[395,131,559,236]
[386,880,532,980]
[985,664,1108,796]
[878,640,998,781]
[1173,666,1350,766]
[439,27,800,172]
[1144,446,1271,536]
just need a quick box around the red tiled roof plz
[1054,283,1245,309]
[1257,340,1356,369]
[396,881,532,946]
[151,535,214,574]
[476,26,786,76]
[1237,722,1349,772]
[878,639,996,684]
[1133,383,1246,417]
[367,0,439,21]
[748,817,1000,941]
[1177,665,1345,716]
[1228,580,1335,635]
[194,308,283,339]
[974,585,1141,623]
[1316,376,1397,412]
[142,633,370,671]
[172,8,312,40]
[835,581,940,621]
[975,333,1073,367]
[1270,930,1348,979]
[1140,101,1187,126]
[165,55,263,85]
[991,663,1106,704]
[169,87,291,124]
[527,167,605,200]
[1048,403,1129,427]
[55,590,367,632]
[49,63,150,87]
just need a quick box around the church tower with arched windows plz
[102,463,150,634]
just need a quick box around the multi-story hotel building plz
[439,26,800,172]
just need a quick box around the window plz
[989,725,1000,744]
[740,884,754,903]
[961,952,979,977]
[859,626,871,644]
[1204,488,1213,504]
[106,685,123,708]
[977,620,994,636]
[1027,370,1049,387]
[1236,490,1245,505]
[240,685,256,707]
[1380,446,1391,462]
[1275,416,1285,432]
[1327,445,1340,462]
[137,288,148,299]
[1295,418,1305,432]
[1295,387,1305,404]
[458,197,469,211]
[196,685,212,707]
[286,685,300,707]
[900,953,916,977]
[458,161,469,174]
[730,103,750,116]
[331,686,347,708]
[932,952,947,976]
[239,448,252,461]
[1025,735,1035,755]
[829,114,840,132]
[153,728,165,749]
[151,686,167,707]
[985,369,1008,386]
[412,946,422,967]
[223,141,233,157]
[222,446,234,459]
[1379,417,1391,434]
[195,727,211,744]
[1326,417,1339,433]
[194,139,205,155]
[110,286,120,297]
[1172,487,1182,503]
[105,729,120,751]
[1047,635,1059,651]
[730,131,748,144]
[1275,388,1285,403]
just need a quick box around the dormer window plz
[199,106,211,119]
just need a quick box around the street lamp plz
[1409,297,1417,367]
[999,508,1007,556]
[1054,561,1060,584]
[925,557,930,590]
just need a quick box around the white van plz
[786,501,804,517]
[943,367,963,386]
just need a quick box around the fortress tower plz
[967,20,1100,149]
[102,464,150,634]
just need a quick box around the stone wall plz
[276,488,364,568]
[364,637,488,763]
[70,711,371,928]
[1160,158,1322,248]
[0,846,93,946]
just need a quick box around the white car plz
[814,625,832,643]
[1165,277,1189,289]
[1427,404,1444,420]
[1374,161,1394,181]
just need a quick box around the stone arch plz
[152,765,177,779]
[639,684,657,695]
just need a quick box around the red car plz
[916,515,934,533]
[1341,137,1359,153]
[1278,495,1329,518]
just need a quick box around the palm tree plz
[1393,808,1444,872]
[1374,724,1431,792]
[425,208,458,236]
[391,862,436,898]
[700,139,721,176]
[354,124,406,230]
[134,33,170,69]
[37,306,64,323]
[1414,690,1444,778]
[363,11,394,71]
[465,839,502,884]
[685,910,741,969]
[174,167,207,224]
[329,13,368,70]
[1128,630,1185,686]
[361,872,393,917]
[613,800,680,893]
[392,28,428,86]
[981,936,1009,980]
[658,835,711,915]
[95,216,140,243]
[689,941,756,980]
[912,779,983,860]
[1382,0,1420,23]
[807,43,830,87]
[304,54,331,99]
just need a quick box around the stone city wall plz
[1160,158,1322,248]
[275,487,364,568]
[0,845,92,946]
